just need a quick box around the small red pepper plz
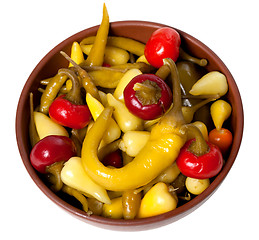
[49,94,91,129]
[208,128,233,154]
[144,27,181,68]
[49,69,92,129]
[30,135,77,173]
[123,74,173,120]
[176,126,223,179]
[102,149,123,168]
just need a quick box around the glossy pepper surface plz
[84,3,109,66]
[123,74,173,120]
[208,128,233,154]
[30,135,77,174]
[176,138,223,179]
[49,68,92,129]
[144,27,181,68]
[81,58,187,191]
[49,95,92,129]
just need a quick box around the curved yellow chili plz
[81,107,185,191]
[81,59,187,192]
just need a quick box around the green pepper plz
[176,61,207,105]
[60,51,101,101]
[39,74,68,114]
[79,62,155,89]
[179,48,208,67]
[176,61,213,127]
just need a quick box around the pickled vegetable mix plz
[29,3,233,219]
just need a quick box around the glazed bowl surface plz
[16,21,243,231]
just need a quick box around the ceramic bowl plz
[16,21,244,231]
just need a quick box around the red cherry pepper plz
[49,94,91,129]
[123,74,173,120]
[102,149,123,168]
[30,135,77,173]
[49,69,92,129]
[144,27,181,68]
[176,125,223,179]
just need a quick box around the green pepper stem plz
[155,65,170,80]
[185,124,209,156]
[190,95,219,113]
[60,51,101,102]
[133,81,162,105]
[161,58,185,127]
[58,68,83,105]
[179,48,208,67]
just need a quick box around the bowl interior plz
[16,21,244,230]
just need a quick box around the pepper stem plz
[60,51,101,102]
[179,48,208,67]
[161,58,185,127]
[185,124,209,156]
[133,81,162,105]
[58,68,83,105]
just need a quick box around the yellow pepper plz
[113,68,142,102]
[136,55,149,64]
[88,70,125,89]
[86,93,121,146]
[137,182,178,218]
[182,96,219,123]
[61,157,111,204]
[84,3,109,66]
[189,71,228,96]
[102,197,123,219]
[107,93,144,133]
[69,41,84,67]
[119,131,150,157]
[34,111,68,139]
[210,99,232,130]
[81,59,187,191]
[187,121,208,141]
[185,177,210,195]
[81,44,130,66]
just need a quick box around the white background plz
[2,0,258,239]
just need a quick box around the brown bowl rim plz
[16,20,244,231]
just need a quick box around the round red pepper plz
[176,139,223,179]
[102,149,123,168]
[123,74,172,120]
[49,94,92,129]
[144,27,181,68]
[49,68,92,129]
[30,135,77,173]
